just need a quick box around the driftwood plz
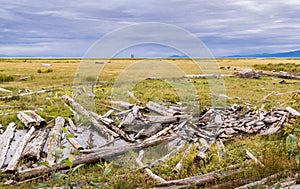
[63,95,118,139]
[183,74,233,78]
[146,101,180,116]
[235,172,282,189]
[127,91,142,104]
[17,135,175,180]
[136,150,166,183]
[0,89,47,100]
[45,117,64,164]
[0,122,16,168]
[5,126,35,172]
[67,117,77,131]
[0,87,12,93]
[17,111,46,128]
[246,150,264,167]
[175,143,193,171]
[286,106,300,116]
[22,129,50,161]
[67,134,83,150]
[263,71,300,80]
[110,100,133,109]
[135,123,163,139]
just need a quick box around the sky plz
[1,0,300,57]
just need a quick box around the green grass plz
[0,58,300,188]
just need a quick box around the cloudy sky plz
[1,0,300,57]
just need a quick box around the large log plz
[135,123,162,139]
[0,122,16,168]
[62,95,118,139]
[17,112,36,128]
[17,135,175,180]
[22,129,50,161]
[5,126,35,172]
[0,89,47,100]
[146,101,180,116]
[45,117,64,164]
[17,111,46,128]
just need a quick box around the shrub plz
[0,74,14,83]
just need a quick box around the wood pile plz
[0,93,299,187]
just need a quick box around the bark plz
[62,95,118,139]
[5,126,35,172]
[0,122,16,168]
[45,116,64,164]
[67,136,84,150]
[22,128,50,161]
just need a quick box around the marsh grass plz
[0,58,300,188]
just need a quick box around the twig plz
[246,150,264,167]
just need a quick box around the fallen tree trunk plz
[235,173,282,189]
[17,135,175,180]
[5,126,35,172]
[45,117,64,164]
[17,111,46,128]
[17,112,36,128]
[146,101,180,116]
[62,95,118,139]
[0,89,47,101]
[135,123,162,139]
[0,122,16,169]
[22,128,50,161]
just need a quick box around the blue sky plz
[1,0,300,57]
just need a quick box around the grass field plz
[0,58,300,188]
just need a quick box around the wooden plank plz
[5,126,35,172]
[0,122,16,168]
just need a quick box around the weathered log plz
[0,122,16,168]
[0,89,47,100]
[62,95,118,139]
[135,123,162,139]
[136,150,166,183]
[110,100,134,109]
[146,101,180,116]
[246,150,264,167]
[0,87,12,93]
[144,115,178,124]
[5,126,35,172]
[67,118,77,131]
[262,71,300,80]
[45,116,64,164]
[17,112,36,128]
[17,135,175,180]
[90,111,114,125]
[67,135,84,150]
[22,129,50,161]
[127,91,142,104]
[175,143,193,171]
[119,105,140,127]
[103,109,114,118]
[235,172,281,189]
[144,124,175,142]
[183,74,233,78]
[26,110,46,127]
[286,106,300,116]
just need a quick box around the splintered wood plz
[0,92,299,187]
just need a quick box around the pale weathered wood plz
[26,110,46,127]
[67,136,83,150]
[17,135,175,180]
[144,115,178,124]
[136,150,166,183]
[175,143,193,171]
[0,87,12,93]
[17,112,36,128]
[235,173,281,189]
[127,91,142,104]
[62,95,118,139]
[286,106,300,116]
[0,122,16,168]
[135,123,162,139]
[0,89,47,100]
[146,101,179,116]
[246,150,264,167]
[22,129,50,161]
[5,126,35,172]
[45,116,65,164]
[67,117,77,131]
[110,100,134,109]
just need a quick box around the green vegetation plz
[0,58,300,188]
[253,63,300,74]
